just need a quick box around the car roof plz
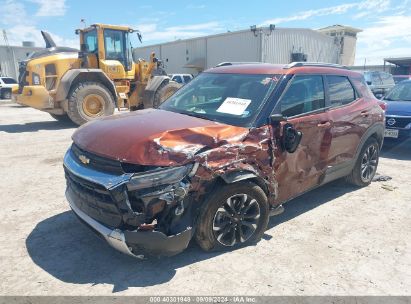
[205,63,362,78]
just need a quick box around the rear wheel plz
[346,137,380,187]
[67,82,115,125]
[153,81,181,108]
[195,181,269,251]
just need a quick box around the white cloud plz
[30,0,67,17]
[0,0,29,26]
[260,0,391,25]
[0,0,73,47]
[136,21,223,43]
[5,24,77,48]
[355,15,411,64]
[186,4,206,9]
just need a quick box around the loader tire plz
[49,113,73,124]
[67,82,115,126]
[153,81,181,108]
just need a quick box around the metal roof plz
[384,57,411,67]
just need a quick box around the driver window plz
[83,30,97,53]
[280,75,325,117]
[104,29,125,61]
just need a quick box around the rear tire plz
[67,82,115,126]
[195,181,269,252]
[346,137,380,187]
[153,81,181,108]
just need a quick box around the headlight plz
[405,123,411,129]
[127,164,194,191]
[32,72,40,85]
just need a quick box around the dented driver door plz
[272,74,332,203]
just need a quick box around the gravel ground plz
[0,102,410,296]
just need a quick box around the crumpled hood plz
[72,109,250,166]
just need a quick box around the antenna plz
[80,19,86,28]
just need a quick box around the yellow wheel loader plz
[14,24,181,125]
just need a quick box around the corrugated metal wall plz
[134,27,343,75]
[263,28,339,64]
[206,31,260,68]
[0,46,43,79]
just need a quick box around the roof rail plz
[215,62,263,67]
[284,62,349,70]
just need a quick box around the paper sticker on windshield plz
[216,97,251,115]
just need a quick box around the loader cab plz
[78,24,135,80]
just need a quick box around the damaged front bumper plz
[63,148,194,258]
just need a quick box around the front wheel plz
[195,181,269,251]
[67,82,115,125]
[346,137,380,187]
[1,89,11,100]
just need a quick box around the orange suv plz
[63,62,385,258]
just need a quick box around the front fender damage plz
[131,126,278,253]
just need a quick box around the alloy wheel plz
[360,144,378,182]
[212,193,261,247]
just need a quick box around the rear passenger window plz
[327,76,356,107]
[280,75,325,117]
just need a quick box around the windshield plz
[2,78,17,84]
[160,72,279,127]
[384,82,411,101]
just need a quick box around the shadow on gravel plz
[0,121,75,133]
[267,179,358,230]
[26,179,360,293]
[381,138,411,161]
[26,210,220,293]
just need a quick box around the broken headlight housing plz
[127,164,196,191]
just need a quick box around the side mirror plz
[282,123,302,153]
[269,113,286,124]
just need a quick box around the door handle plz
[361,110,369,117]
[317,121,331,128]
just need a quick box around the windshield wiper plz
[182,111,217,122]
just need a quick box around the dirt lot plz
[0,101,410,296]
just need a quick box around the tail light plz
[377,100,387,111]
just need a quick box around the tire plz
[67,82,115,126]
[153,81,181,108]
[346,137,380,187]
[49,113,72,123]
[195,181,269,252]
[2,90,11,100]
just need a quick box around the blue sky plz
[1,0,410,65]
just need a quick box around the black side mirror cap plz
[282,123,302,153]
[269,114,286,124]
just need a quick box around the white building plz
[134,25,361,75]
[317,24,362,66]
[0,45,44,80]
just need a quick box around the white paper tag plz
[216,97,251,115]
